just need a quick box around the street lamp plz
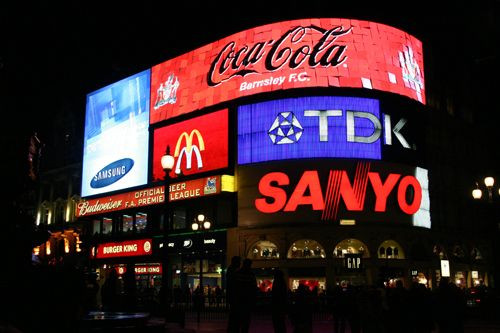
[191,214,211,325]
[191,214,211,231]
[161,146,174,315]
[472,176,497,203]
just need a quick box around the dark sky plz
[1,1,499,180]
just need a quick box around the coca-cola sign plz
[150,19,424,123]
[207,25,351,86]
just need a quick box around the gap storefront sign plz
[150,18,424,123]
[238,160,430,228]
[92,239,153,259]
[238,97,414,164]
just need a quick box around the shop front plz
[90,238,161,310]
[165,230,227,298]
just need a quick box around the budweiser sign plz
[150,18,425,123]
[76,186,164,217]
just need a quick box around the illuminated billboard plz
[82,70,151,197]
[152,109,228,180]
[238,96,382,163]
[238,160,431,229]
[150,18,424,123]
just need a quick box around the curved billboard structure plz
[150,18,424,123]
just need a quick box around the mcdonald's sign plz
[152,109,228,180]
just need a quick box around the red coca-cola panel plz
[152,109,228,180]
[150,18,424,123]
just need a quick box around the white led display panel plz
[81,70,150,197]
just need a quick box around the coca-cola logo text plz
[207,25,352,86]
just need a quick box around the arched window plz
[433,244,447,259]
[249,240,280,259]
[470,247,483,260]
[333,239,370,258]
[378,240,405,259]
[287,239,325,259]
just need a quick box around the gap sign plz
[238,97,411,164]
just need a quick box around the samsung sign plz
[238,97,412,164]
[82,70,150,197]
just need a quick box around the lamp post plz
[191,214,211,326]
[161,146,174,318]
[472,176,498,203]
[471,176,499,289]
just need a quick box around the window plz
[249,240,280,259]
[92,220,101,235]
[287,239,325,259]
[122,215,134,232]
[136,213,148,232]
[102,217,113,234]
[333,239,370,258]
[378,240,405,259]
[172,207,186,230]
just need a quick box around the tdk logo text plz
[268,110,410,148]
[91,158,134,188]
[238,96,413,165]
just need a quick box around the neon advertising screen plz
[82,70,150,197]
[238,96,382,164]
[152,109,228,181]
[150,18,424,123]
[238,160,431,229]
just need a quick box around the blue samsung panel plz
[238,96,381,164]
[82,70,150,197]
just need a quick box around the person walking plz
[232,258,257,333]
[226,256,241,332]
[271,269,288,333]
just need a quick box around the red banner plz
[150,18,424,123]
[152,109,228,181]
[134,264,162,275]
[169,176,221,202]
[76,186,165,217]
[95,239,153,259]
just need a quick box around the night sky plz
[1,1,499,193]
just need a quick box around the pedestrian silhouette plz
[271,269,288,333]
[290,283,313,333]
[227,255,241,332]
[232,258,257,333]
[101,269,119,311]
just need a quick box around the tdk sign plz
[237,96,411,164]
[91,158,134,188]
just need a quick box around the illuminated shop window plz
[378,240,405,259]
[102,217,113,234]
[249,241,280,259]
[333,239,370,258]
[287,239,325,259]
[92,219,100,235]
[136,213,148,232]
[433,244,447,259]
[470,247,483,261]
[122,215,134,232]
[454,271,466,288]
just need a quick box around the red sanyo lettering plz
[255,170,422,214]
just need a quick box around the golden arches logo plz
[174,129,205,174]
[174,129,205,156]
